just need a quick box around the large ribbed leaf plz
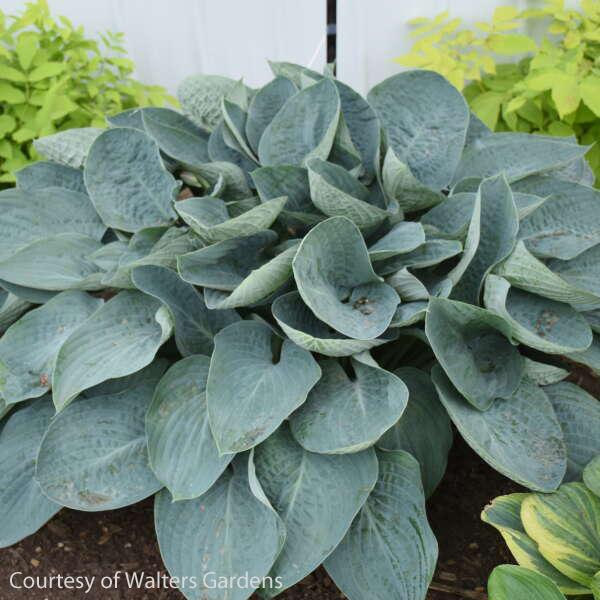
[488,565,568,600]
[484,275,593,354]
[52,290,173,411]
[254,425,378,595]
[521,483,600,586]
[548,245,600,299]
[376,239,463,276]
[290,354,408,454]
[0,396,61,548]
[543,382,600,482]
[433,366,566,491]
[207,320,320,454]
[293,217,399,340]
[368,222,425,261]
[146,355,232,501]
[367,70,469,189]
[523,359,569,386]
[584,457,600,497]
[34,127,102,168]
[377,367,453,498]
[426,297,524,410]
[0,291,102,404]
[16,161,86,193]
[325,450,438,600]
[84,128,179,232]
[258,79,340,166]
[154,455,285,600]
[36,369,164,511]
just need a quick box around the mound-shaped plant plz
[0,61,599,600]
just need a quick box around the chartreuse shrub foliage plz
[0,59,599,600]
[397,1,600,184]
[0,0,174,185]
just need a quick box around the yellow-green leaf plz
[0,114,16,137]
[28,62,65,82]
[16,33,38,70]
[488,34,537,55]
[581,77,600,117]
[551,75,581,118]
[493,6,519,22]
[471,91,504,129]
[0,63,27,82]
[0,81,25,104]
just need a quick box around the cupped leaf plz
[290,354,408,454]
[426,297,524,410]
[207,320,320,454]
[488,565,568,600]
[254,424,378,595]
[376,238,463,276]
[584,457,600,498]
[84,128,179,232]
[34,127,103,168]
[368,221,425,261]
[0,397,61,548]
[433,366,566,492]
[16,161,86,193]
[36,373,163,511]
[325,450,438,600]
[293,216,399,340]
[52,290,173,411]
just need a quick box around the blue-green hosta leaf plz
[293,216,399,340]
[0,291,102,404]
[254,425,378,595]
[377,367,453,498]
[207,320,320,454]
[146,355,232,501]
[16,161,86,193]
[35,374,163,511]
[222,99,258,162]
[271,291,395,357]
[376,239,463,276]
[368,70,469,190]
[543,382,600,483]
[307,158,389,229]
[329,113,363,176]
[453,133,590,184]
[466,110,491,145]
[523,359,569,386]
[0,291,30,332]
[131,265,239,357]
[548,245,600,301]
[484,275,593,354]
[52,290,173,411]
[84,128,179,232]
[0,187,105,262]
[34,127,103,168]
[521,482,600,587]
[325,450,437,600]
[584,457,600,497]
[141,107,210,168]
[0,397,60,548]
[389,301,429,327]
[488,565,568,600]
[290,354,408,454]
[258,79,340,167]
[432,366,566,491]
[481,493,587,594]
[426,297,524,410]
[422,192,478,238]
[177,74,237,132]
[452,175,518,304]
[107,107,145,130]
[186,161,251,201]
[368,222,425,261]
[387,268,430,301]
[175,195,285,243]
[209,121,256,173]
[0,281,55,304]
[268,60,323,87]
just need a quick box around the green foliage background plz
[0,0,175,184]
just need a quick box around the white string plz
[307,33,326,68]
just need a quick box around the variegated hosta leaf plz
[293,216,399,340]
[584,457,600,498]
[481,493,587,594]
[258,78,340,167]
[368,70,469,190]
[426,297,524,410]
[453,133,589,184]
[488,565,568,600]
[325,450,438,600]
[271,291,395,357]
[254,424,378,595]
[0,291,102,404]
[36,367,165,511]
[289,354,408,454]
[52,290,173,411]
[146,355,232,501]
[84,128,179,232]
[175,195,285,243]
[207,320,320,454]
[0,396,61,548]
[16,161,86,193]
[484,275,593,354]
[433,366,566,491]
[521,483,600,587]
[376,239,463,276]
[368,221,425,261]
[131,265,239,356]
[141,107,210,168]
[452,174,518,305]
[523,359,569,387]
[154,455,285,600]
[377,367,453,498]
[543,382,600,482]
[34,127,103,168]
[0,187,105,262]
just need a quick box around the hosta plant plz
[0,59,599,600]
